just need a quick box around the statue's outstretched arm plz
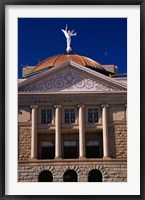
[71,32,77,36]
[61,29,65,33]
[61,29,67,38]
[70,30,75,34]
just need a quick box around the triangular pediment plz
[19,61,127,93]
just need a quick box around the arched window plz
[88,169,102,182]
[38,170,53,182]
[63,170,78,182]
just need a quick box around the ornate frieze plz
[19,67,123,93]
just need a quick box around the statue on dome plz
[61,24,77,53]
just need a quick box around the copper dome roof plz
[32,53,106,72]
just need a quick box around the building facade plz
[18,53,127,182]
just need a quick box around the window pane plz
[64,141,70,146]
[47,109,52,124]
[70,141,77,146]
[64,141,77,146]
[65,109,69,123]
[41,109,46,124]
[88,109,93,123]
[88,108,99,123]
[88,109,92,114]
[86,141,99,146]
[42,141,54,147]
[94,108,98,123]
[70,109,75,123]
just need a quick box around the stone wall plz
[114,124,127,159]
[18,125,31,160]
[18,162,127,182]
[18,108,31,123]
[109,123,127,159]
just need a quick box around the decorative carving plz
[85,79,94,89]
[20,67,123,92]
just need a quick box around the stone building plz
[18,52,127,182]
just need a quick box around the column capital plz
[31,105,38,109]
[78,104,85,108]
[54,104,62,108]
[101,104,109,108]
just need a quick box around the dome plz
[32,53,106,73]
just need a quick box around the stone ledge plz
[18,158,127,166]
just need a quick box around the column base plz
[55,157,62,160]
[103,156,111,159]
[79,156,86,160]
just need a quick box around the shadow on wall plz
[108,125,117,158]
[18,109,22,115]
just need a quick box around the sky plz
[18,18,127,78]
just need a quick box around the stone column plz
[31,105,38,159]
[54,105,62,159]
[78,105,86,159]
[102,105,110,158]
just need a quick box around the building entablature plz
[18,93,127,106]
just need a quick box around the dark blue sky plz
[18,18,127,78]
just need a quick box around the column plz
[78,105,86,159]
[102,104,110,158]
[31,105,38,159]
[54,105,62,159]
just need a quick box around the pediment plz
[19,62,126,93]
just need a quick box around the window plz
[88,108,98,123]
[38,170,53,182]
[63,170,78,182]
[64,109,75,123]
[41,141,55,159]
[88,169,102,182]
[63,141,78,158]
[41,109,52,124]
[86,140,102,158]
